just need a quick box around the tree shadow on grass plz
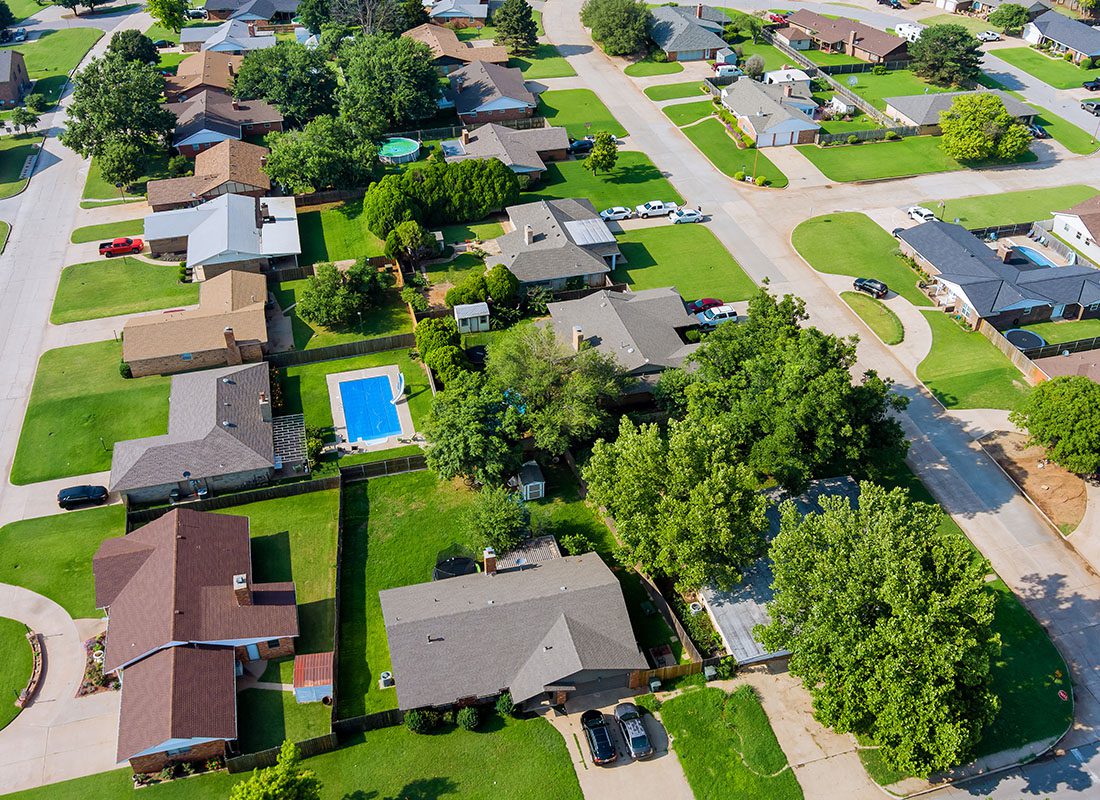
[251,530,292,583]
[336,487,371,719]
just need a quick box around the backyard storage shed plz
[511,460,546,500]
[454,302,491,334]
[293,652,334,703]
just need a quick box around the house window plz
[266,639,281,648]
[1076,232,1083,240]
[1089,303,1100,311]
[165,746,192,757]
[1021,308,1032,315]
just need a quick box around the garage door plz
[678,50,705,61]
[758,131,794,147]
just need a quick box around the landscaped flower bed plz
[77,632,119,697]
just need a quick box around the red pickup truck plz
[99,237,144,257]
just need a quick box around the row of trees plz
[580,0,652,57]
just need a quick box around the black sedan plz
[57,485,108,510]
[580,710,617,766]
[853,277,888,299]
[1084,78,1100,91]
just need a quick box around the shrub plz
[157,766,175,782]
[871,64,888,76]
[734,170,745,181]
[167,154,193,177]
[846,134,859,145]
[415,315,459,359]
[560,531,594,556]
[684,328,701,343]
[204,759,222,772]
[466,485,530,551]
[118,360,132,379]
[1083,57,1097,69]
[635,693,661,714]
[485,264,520,304]
[23,92,44,112]
[401,285,429,311]
[715,655,735,679]
[445,273,488,307]
[496,692,515,716]
[884,130,900,140]
[673,597,723,655]
[754,174,767,186]
[1065,51,1074,62]
[404,709,440,733]
[177,264,188,283]
[424,344,470,384]
[180,762,194,776]
[305,425,325,469]
[457,706,480,731]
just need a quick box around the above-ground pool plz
[1004,328,1047,350]
[378,137,420,165]
[1015,246,1057,269]
[339,376,401,443]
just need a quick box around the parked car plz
[877,0,901,8]
[907,206,936,222]
[12,27,26,42]
[0,29,10,43]
[669,208,703,224]
[976,30,1001,42]
[99,237,144,257]
[152,39,172,48]
[614,703,655,760]
[1028,123,1049,139]
[186,8,207,17]
[686,297,723,313]
[568,138,593,155]
[636,200,678,218]
[580,710,617,766]
[767,12,788,22]
[600,206,633,221]
[1083,100,1100,116]
[1084,78,1100,91]
[57,485,108,510]
[696,304,738,328]
[585,133,619,144]
[853,277,889,298]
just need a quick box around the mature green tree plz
[97,138,142,190]
[723,10,764,44]
[107,29,159,64]
[9,105,39,135]
[362,174,420,237]
[909,24,983,86]
[445,273,488,307]
[758,482,1000,776]
[987,3,1030,34]
[387,0,428,33]
[486,324,630,455]
[146,0,188,32]
[656,288,909,492]
[466,485,530,552]
[415,315,459,359]
[424,371,524,485]
[580,0,652,57]
[493,0,539,55]
[1010,375,1100,474]
[56,0,81,15]
[83,0,107,13]
[0,1,16,29]
[298,0,331,32]
[485,264,519,304]
[62,54,175,158]
[742,53,765,79]
[424,344,470,384]
[583,130,618,175]
[939,93,1032,162]
[296,259,394,327]
[232,43,337,125]
[384,220,435,270]
[584,416,769,591]
[337,34,440,136]
[230,741,322,800]
[22,93,45,113]
[263,116,376,193]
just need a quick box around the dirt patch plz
[979,431,1086,535]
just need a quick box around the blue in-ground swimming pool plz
[339,376,401,443]
[1015,245,1057,268]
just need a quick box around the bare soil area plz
[980,431,1086,535]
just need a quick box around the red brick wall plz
[130,738,227,775]
[458,106,533,125]
[235,636,295,662]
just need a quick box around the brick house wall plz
[0,56,30,105]
[128,342,264,378]
[235,636,295,662]
[198,259,267,281]
[182,41,202,53]
[242,120,283,137]
[539,147,568,162]
[120,467,274,505]
[130,738,227,774]
[458,105,533,125]
[149,235,190,257]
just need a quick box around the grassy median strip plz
[841,291,904,345]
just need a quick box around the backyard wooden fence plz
[817,59,912,75]
[225,733,340,774]
[330,483,349,728]
[266,334,417,368]
[332,708,406,736]
[340,454,428,483]
[968,222,1035,240]
[976,320,1051,386]
[1021,335,1100,360]
[627,656,727,690]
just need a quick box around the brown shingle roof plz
[146,141,271,209]
[404,23,508,65]
[1057,195,1100,239]
[787,10,907,59]
[167,89,283,146]
[165,51,243,98]
[447,61,537,115]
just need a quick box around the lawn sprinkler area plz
[326,365,414,452]
[378,137,421,165]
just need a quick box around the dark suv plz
[580,710,617,766]
[853,277,888,299]
[57,485,108,510]
[1084,78,1100,91]
[613,703,654,760]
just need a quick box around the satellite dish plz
[1062,350,1070,357]
[847,76,857,87]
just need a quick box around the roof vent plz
[560,586,567,591]
[543,645,553,651]
[222,420,233,428]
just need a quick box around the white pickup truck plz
[635,200,678,218]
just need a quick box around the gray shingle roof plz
[443,123,568,173]
[0,50,25,85]
[447,61,537,115]
[721,79,819,131]
[1031,9,1100,56]
[380,554,647,709]
[649,6,728,53]
[496,198,618,283]
[884,90,1035,126]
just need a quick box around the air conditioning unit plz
[689,602,703,616]
[379,671,395,689]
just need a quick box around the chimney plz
[784,84,793,97]
[997,241,1015,263]
[455,75,464,93]
[461,128,470,145]
[248,21,256,36]
[848,30,857,53]
[260,155,267,167]
[224,326,242,365]
[259,391,272,422]
[233,574,252,606]
[523,224,534,246]
[231,99,240,111]
[571,326,584,352]
[483,547,497,576]
[696,2,702,18]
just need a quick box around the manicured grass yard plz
[664,99,716,126]
[0,134,43,199]
[2,28,103,106]
[1028,105,1099,155]
[440,220,504,244]
[843,69,950,111]
[537,88,627,138]
[995,47,1100,90]
[926,185,1099,228]
[920,13,1004,34]
[236,689,332,753]
[682,118,789,187]
[643,81,706,102]
[7,0,44,22]
[69,219,143,244]
[51,257,199,324]
[0,617,32,731]
[1022,317,1100,344]
[509,44,577,79]
[661,686,805,800]
[529,150,684,210]
[841,291,904,345]
[736,41,791,73]
[297,200,386,265]
[82,151,170,201]
[0,506,126,619]
[613,224,756,302]
[795,136,967,182]
[792,212,930,306]
[425,252,485,286]
[271,280,412,350]
[801,48,864,66]
[12,340,171,484]
[918,311,1032,410]
[625,58,684,77]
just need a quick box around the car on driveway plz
[907,206,936,222]
[1028,123,1049,139]
[669,208,703,224]
[614,703,654,760]
[1084,78,1100,91]
[1083,100,1100,116]
[600,206,633,221]
[152,39,172,48]
[12,27,26,42]
[636,200,678,218]
[58,485,108,510]
[581,710,617,766]
[696,304,738,328]
[767,12,788,23]
[853,277,888,298]
[99,237,144,257]
[568,138,593,155]
[686,297,723,314]
[976,30,1000,42]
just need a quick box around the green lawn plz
[1028,105,1099,155]
[440,220,504,244]
[297,201,386,265]
[796,135,1032,182]
[157,51,188,72]
[51,257,199,324]
[0,506,126,619]
[7,0,46,22]
[920,13,1003,34]
[537,88,627,139]
[1,28,103,105]
[625,58,684,77]
[661,686,805,800]
[271,281,412,350]
[528,150,684,211]
[82,151,170,201]
[995,47,1100,90]
[0,617,32,731]
[792,212,929,306]
[613,224,756,302]
[841,291,904,345]
[736,41,790,73]
[926,185,1099,228]
[236,689,332,753]
[0,134,43,199]
[12,340,172,484]
[682,118,788,187]
[663,100,716,126]
[918,312,1032,410]
[69,219,143,244]
[3,715,581,800]
[801,48,864,66]
[643,81,706,102]
[842,69,951,111]
[510,44,576,79]
[1022,317,1100,344]
[0,220,9,252]
[425,252,485,286]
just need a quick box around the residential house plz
[428,0,489,26]
[936,0,1049,16]
[721,78,819,147]
[0,51,30,106]
[773,25,813,50]
[380,553,648,711]
[763,68,813,92]
[164,51,243,103]
[94,508,298,772]
[897,221,1100,328]
[492,198,621,289]
[648,5,728,62]
[1051,195,1100,265]
[454,301,490,333]
[109,363,287,503]
[181,20,277,53]
[147,140,271,212]
[205,0,300,22]
[122,270,269,377]
[547,287,699,388]
[1023,10,1100,63]
[444,61,540,125]
[167,89,283,158]
[143,194,300,280]
[403,23,508,73]
[441,122,569,179]
[785,10,909,63]
[884,89,1036,133]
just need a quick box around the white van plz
[895,22,925,44]
[714,64,744,78]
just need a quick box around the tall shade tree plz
[263,115,377,193]
[908,24,983,86]
[723,10,764,44]
[758,482,1000,777]
[387,0,429,34]
[146,0,188,32]
[107,29,159,64]
[583,130,618,175]
[61,54,176,158]
[295,259,394,327]
[987,3,1030,34]
[0,2,14,30]
[494,0,539,55]
[97,138,142,190]
[1010,375,1100,475]
[939,93,1032,162]
[384,220,435,270]
[232,43,338,125]
[580,0,652,56]
[9,106,39,134]
[584,416,769,591]
[337,34,440,136]
[298,0,331,33]
[230,741,321,800]
[465,485,530,553]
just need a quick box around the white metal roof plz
[563,218,616,247]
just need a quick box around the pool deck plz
[1005,237,1069,268]
[325,365,416,453]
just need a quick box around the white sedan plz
[976,30,1001,42]
[599,206,633,221]
[669,208,703,224]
